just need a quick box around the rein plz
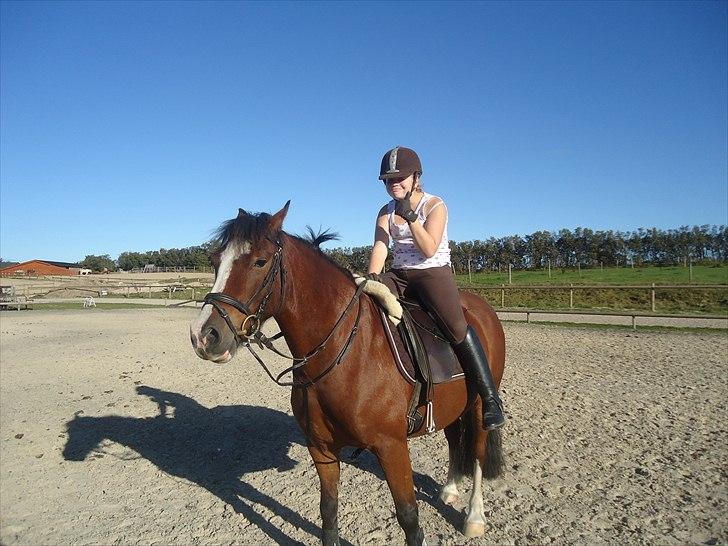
[203,237,366,388]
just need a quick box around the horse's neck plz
[274,237,357,357]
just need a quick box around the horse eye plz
[254,259,268,268]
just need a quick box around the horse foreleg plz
[309,445,341,546]
[374,439,426,546]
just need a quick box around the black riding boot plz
[453,325,506,430]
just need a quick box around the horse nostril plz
[202,326,220,346]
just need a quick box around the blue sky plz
[1,0,726,262]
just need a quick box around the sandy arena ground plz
[0,308,726,545]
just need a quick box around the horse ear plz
[237,208,246,218]
[269,200,290,233]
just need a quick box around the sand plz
[0,308,726,545]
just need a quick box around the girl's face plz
[383,174,414,200]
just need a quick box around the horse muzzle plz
[190,324,237,363]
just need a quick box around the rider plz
[367,146,505,430]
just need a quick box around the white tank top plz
[388,192,451,270]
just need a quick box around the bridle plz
[203,237,286,344]
[201,235,365,388]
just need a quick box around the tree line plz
[324,225,727,274]
[114,244,214,271]
[73,224,726,273]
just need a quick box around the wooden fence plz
[459,283,727,313]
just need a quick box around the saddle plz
[355,276,465,435]
[378,301,465,435]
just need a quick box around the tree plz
[80,254,116,272]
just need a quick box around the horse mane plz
[292,227,354,280]
[303,225,340,249]
[213,211,354,280]
[213,209,274,248]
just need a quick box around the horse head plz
[190,201,290,363]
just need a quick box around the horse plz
[189,202,506,546]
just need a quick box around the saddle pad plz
[379,306,465,385]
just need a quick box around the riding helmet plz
[378,146,422,180]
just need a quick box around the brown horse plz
[189,203,505,546]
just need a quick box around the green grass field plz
[457,265,727,314]
[455,264,728,286]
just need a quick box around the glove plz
[394,191,418,224]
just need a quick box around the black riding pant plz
[380,266,468,344]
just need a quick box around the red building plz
[0,260,80,277]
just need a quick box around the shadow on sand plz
[63,386,461,543]
[63,386,322,545]
[344,447,464,532]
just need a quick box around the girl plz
[367,146,505,430]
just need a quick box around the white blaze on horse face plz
[190,241,252,337]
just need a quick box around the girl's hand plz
[394,191,418,223]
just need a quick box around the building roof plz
[44,260,80,268]
[0,259,80,272]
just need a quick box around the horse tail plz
[449,413,505,480]
[483,428,505,480]
[453,414,475,478]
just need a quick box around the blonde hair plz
[413,173,424,193]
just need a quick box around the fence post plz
[570,284,574,309]
[501,284,505,308]
[651,283,656,312]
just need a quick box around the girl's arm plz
[367,206,390,274]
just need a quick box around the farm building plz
[0,260,81,277]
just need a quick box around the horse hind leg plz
[463,454,486,538]
[463,411,490,538]
[440,445,461,505]
[440,421,465,505]
[464,426,504,538]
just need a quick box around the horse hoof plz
[440,492,459,505]
[463,521,485,538]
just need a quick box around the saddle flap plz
[380,301,464,386]
[402,303,463,384]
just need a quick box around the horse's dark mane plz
[213,211,354,279]
[213,209,273,248]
